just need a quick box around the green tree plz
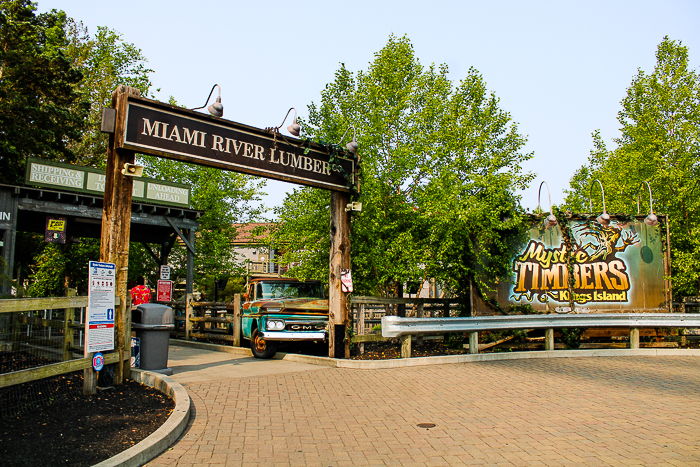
[273,35,533,311]
[566,37,700,296]
[0,0,89,183]
[64,20,153,167]
[12,9,153,296]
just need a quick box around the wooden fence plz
[0,295,127,394]
[350,296,460,353]
[164,294,242,347]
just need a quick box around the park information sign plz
[494,215,670,313]
[118,96,357,193]
[86,261,116,354]
[25,157,191,208]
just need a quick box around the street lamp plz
[537,181,557,228]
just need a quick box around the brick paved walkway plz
[148,352,700,466]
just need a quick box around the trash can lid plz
[134,303,174,325]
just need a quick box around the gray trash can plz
[132,303,174,375]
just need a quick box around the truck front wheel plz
[251,328,277,359]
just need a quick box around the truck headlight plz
[266,320,285,330]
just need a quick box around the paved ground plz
[147,345,700,466]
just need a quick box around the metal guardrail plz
[381,313,700,338]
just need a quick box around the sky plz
[39,0,700,217]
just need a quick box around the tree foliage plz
[0,0,89,184]
[273,35,533,310]
[64,20,153,167]
[566,37,700,296]
[25,238,100,296]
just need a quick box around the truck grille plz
[285,322,327,332]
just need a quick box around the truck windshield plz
[256,282,324,299]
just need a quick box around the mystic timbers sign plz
[118,96,357,192]
[492,214,671,312]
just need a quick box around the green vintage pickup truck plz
[241,277,329,359]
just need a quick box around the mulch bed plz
[0,376,174,467]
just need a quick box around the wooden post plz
[125,298,131,379]
[400,335,412,358]
[63,288,76,362]
[185,294,193,341]
[545,328,554,351]
[630,327,640,349]
[83,355,97,396]
[664,215,672,312]
[232,294,241,347]
[328,191,351,359]
[186,229,195,296]
[358,302,365,355]
[469,331,479,354]
[416,302,424,346]
[100,85,140,385]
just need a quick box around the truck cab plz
[241,277,329,359]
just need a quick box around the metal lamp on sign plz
[339,125,358,154]
[191,84,223,117]
[589,179,610,226]
[635,181,658,226]
[537,181,558,228]
[268,108,300,136]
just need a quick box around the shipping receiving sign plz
[119,96,356,193]
[25,157,191,207]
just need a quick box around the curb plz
[282,348,700,368]
[169,339,700,369]
[169,338,253,357]
[93,369,191,467]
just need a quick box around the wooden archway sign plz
[101,86,356,383]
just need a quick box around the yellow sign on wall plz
[47,219,66,231]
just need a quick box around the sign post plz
[329,192,351,358]
[100,85,140,386]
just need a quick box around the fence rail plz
[0,295,126,392]
[164,294,242,346]
[381,313,700,358]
